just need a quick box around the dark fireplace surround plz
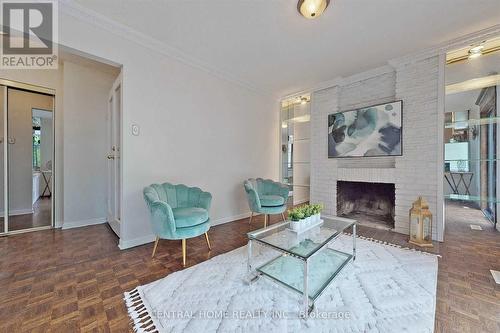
[337,181,395,229]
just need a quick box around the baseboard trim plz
[0,208,34,217]
[211,212,254,226]
[118,210,291,249]
[118,212,256,250]
[119,234,156,250]
[62,217,107,230]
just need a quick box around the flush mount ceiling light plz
[297,0,330,19]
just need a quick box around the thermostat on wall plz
[132,124,140,136]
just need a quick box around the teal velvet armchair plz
[143,182,212,266]
[244,178,290,228]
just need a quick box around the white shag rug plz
[125,235,438,333]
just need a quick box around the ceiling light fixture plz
[468,44,484,59]
[297,0,330,19]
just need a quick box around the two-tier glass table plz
[246,216,356,318]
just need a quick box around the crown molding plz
[282,25,500,100]
[389,24,500,67]
[340,64,394,86]
[281,64,394,100]
[280,77,343,100]
[59,0,271,98]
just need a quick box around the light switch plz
[132,124,140,136]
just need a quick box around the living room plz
[0,1,499,332]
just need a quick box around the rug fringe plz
[343,232,442,258]
[124,288,159,333]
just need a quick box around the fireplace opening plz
[337,181,395,230]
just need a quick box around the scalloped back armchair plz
[244,178,290,228]
[143,182,212,266]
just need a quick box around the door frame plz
[107,72,122,237]
[0,78,55,235]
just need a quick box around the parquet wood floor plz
[7,197,52,232]
[0,201,499,332]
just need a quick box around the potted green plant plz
[288,207,302,231]
[303,205,313,226]
[311,203,323,222]
[288,204,325,232]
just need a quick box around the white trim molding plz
[211,212,254,226]
[436,52,446,242]
[117,211,264,249]
[389,24,500,68]
[62,217,107,230]
[119,233,156,250]
[0,208,34,217]
[282,25,500,100]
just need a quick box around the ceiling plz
[73,0,500,97]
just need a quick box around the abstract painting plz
[328,101,402,158]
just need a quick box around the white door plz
[107,74,122,236]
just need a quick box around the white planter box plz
[289,216,324,233]
[290,220,302,231]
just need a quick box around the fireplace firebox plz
[336,181,395,229]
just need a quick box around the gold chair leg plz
[264,214,268,228]
[205,232,212,251]
[249,212,254,224]
[182,239,187,267]
[281,212,286,222]
[151,236,159,258]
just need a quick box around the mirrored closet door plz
[0,83,54,235]
[0,86,5,234]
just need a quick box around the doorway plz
[0,81,55,234]
[107,74,122,236]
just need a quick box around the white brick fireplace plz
[310,57,443,240]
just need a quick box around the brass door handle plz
[107,154,115,160]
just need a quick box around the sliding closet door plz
[8,88,54,231]
[0,86,5,234]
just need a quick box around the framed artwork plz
[328,100,403,158]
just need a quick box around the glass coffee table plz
[246,216,356,318]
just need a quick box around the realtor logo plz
[0,0,58,69]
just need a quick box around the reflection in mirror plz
[444,37,499,227]
[280,95,311,206]
[8,89,53,231]
[0,86,4,234]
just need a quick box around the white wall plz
[59,5,279,248]
[62,61,116,225]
